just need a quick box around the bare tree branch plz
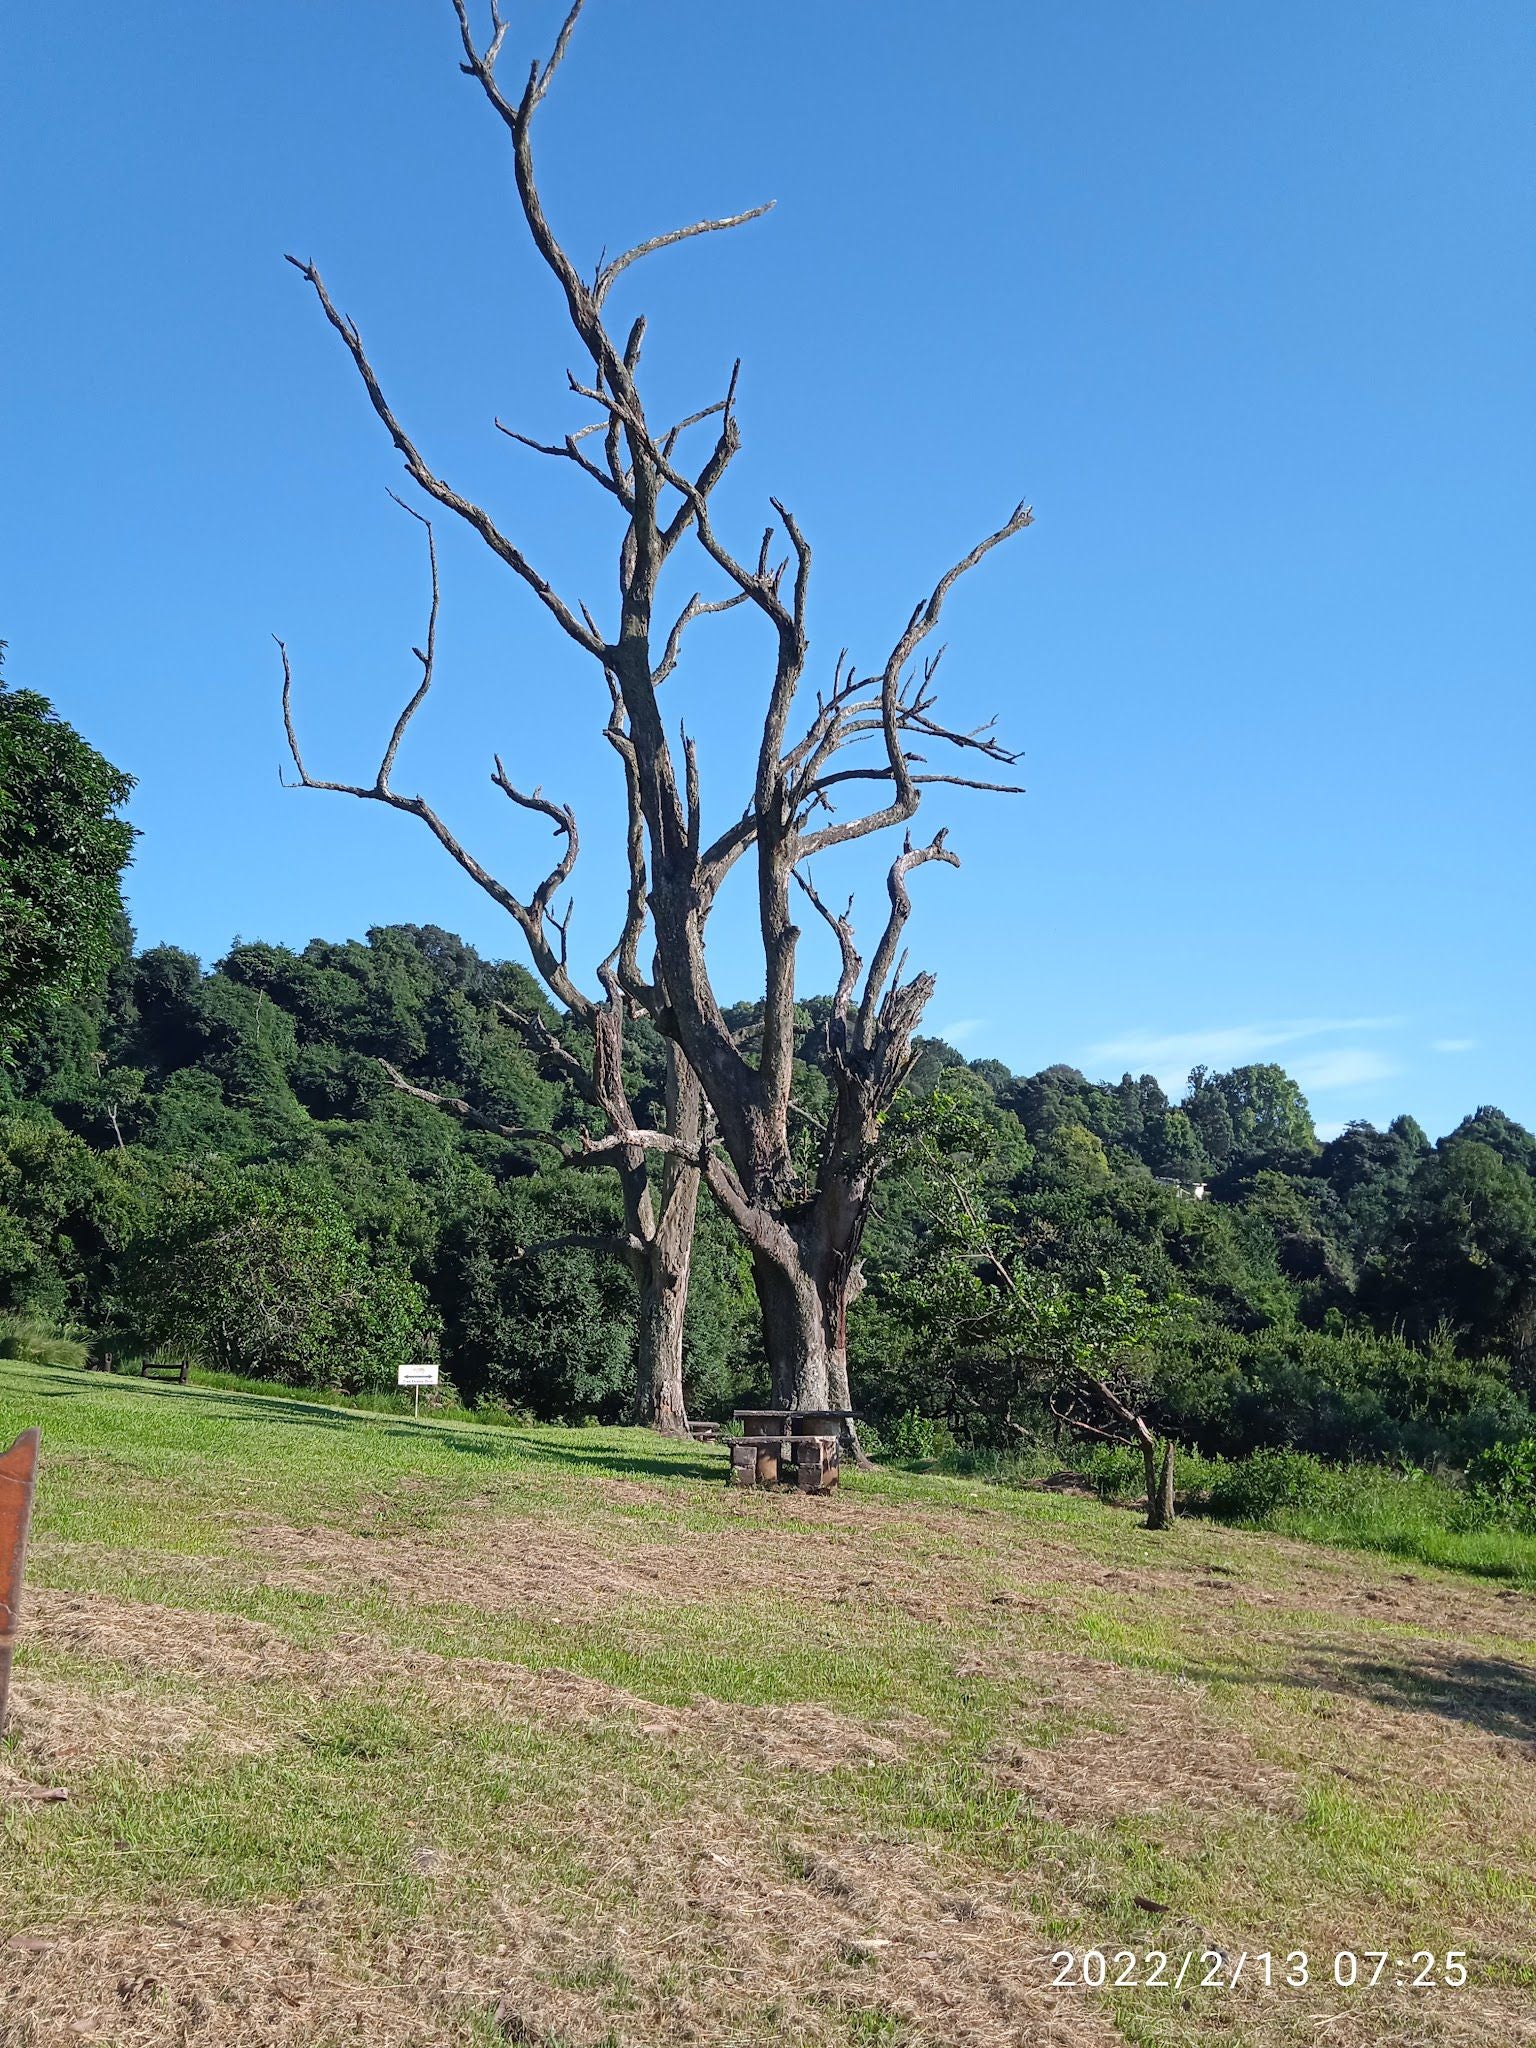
[654,587,750,685]
[858,830,960,1044]
[516,1229,650,1261]
[495,414,632,507]
[376,1060,583,1158]
[792,869,861,1018]
[284,256,605,660]
[276,506,593,1018]
[594,202,775,305]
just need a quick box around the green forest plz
[5,664,1535,1518]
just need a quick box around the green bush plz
[1466,1438,1536,1531]
[1079,1444,1143,1499]
[882,1409,950,1461]
[119,1162,436,1393]
[1208,1446,1331,1521]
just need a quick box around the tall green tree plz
[1371,1139,1536,1372]
[1188,1063,1317,1170]
[874,1088,1184,1524]
[119,1161,436,1390]
[0,654,134,1054]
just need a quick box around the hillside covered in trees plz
[4,911,1533,1471]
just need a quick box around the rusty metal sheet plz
[0,1428,41,1737]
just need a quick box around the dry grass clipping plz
[970,1651,1300,1823]
[23,1589,937,1779]
[0,1908,466,2048]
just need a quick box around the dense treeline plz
[2,672,1534,1473]
[3,914,1535,1469]
[0,922,760,1416]
[856,1054,1536,1467]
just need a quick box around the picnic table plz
[728,1409,854,1494]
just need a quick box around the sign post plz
[0,1429,41,1738]
[397,1361,438,1421]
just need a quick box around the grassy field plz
[1,1361,1533,2047]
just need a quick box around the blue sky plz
[4,2,1532,1140]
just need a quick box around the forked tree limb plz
[515,1230,651,1261]
[857,830,960,1046]
[283,255,605,661]
[375,1059,585,1158]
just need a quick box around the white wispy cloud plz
[1431,1037,1477,1054]
[1085,1017,1398,1071]
[1081,1017,1402,1097]
[936,1018,988,1046]
[1315,1120,1348,1141]
[1288,1047,1400,1092]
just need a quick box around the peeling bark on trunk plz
[752,1254,833,1412]
[750,1215,871,1464]
[635,1247,689,1433]
[630,1047,703,1434]
[1145,1437,1177,1531]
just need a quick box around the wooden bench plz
[140,1360,191,1385]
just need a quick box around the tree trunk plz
[629,1045,704,1435]
[635,1245,690,1433]
[752,1253,834,1411]
[825,1336,873,1469]
[1144,1436,1177,1531]
[749,1226,871,1464]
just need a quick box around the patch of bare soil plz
[1232,1632,1536,1872]
[424,1824,1125,2048]
[0,1828,1122,2048]
[987,1530,1536,1647]
[177,1483,1535,1674]
[970,1651,1300,1823]
[236,1503,979,1629]
[244,1514,671,1613]
[1175,1536,1536,1647]
[1160,1948,1536,2048]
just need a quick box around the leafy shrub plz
[1080,1444,1144,1500]
[1466,1439,1536,1531]
[1208,1446,1330,1521]
[883,1409,948,1461]
[119,1163,436,1392]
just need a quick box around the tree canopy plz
[0,655,134,1055]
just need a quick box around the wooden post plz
[0,1429,41,1738]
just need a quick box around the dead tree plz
[1050,1373,1179,1532]
[285,1,1031,1429]
[278,502,702,1434]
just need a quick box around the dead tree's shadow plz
[1293,1649,1536,1743]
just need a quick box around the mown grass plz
[126,1359,1536,1589]
[2,1359,1534,2047]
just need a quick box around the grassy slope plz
[1,1363,1533,2048]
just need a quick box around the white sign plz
[397,1362,439,1388]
